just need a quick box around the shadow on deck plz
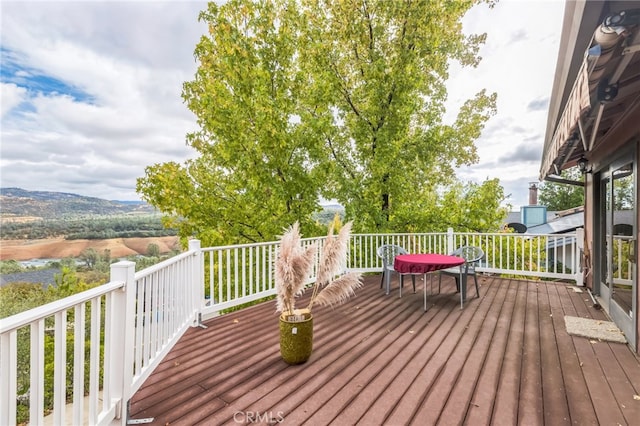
[129,273,640,425]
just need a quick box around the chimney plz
[529,182,538,205]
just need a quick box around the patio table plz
[394,253,466,310]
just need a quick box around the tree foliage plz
[0,283,56,319]
[0,260,24,274]
[436,179,509,232]
[1,215,175,240]
[538,168,585,211]
[147,243,161,257]
[137,0,502,246]
[298,0,498,232]
[80,248,99,269]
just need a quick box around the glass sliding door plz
[611,162,635,320]
[597,157,636,348]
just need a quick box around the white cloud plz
[446,0,566,209]
[0,0,207,200]
[0,83,27,118]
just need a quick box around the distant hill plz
[0,188,157,220]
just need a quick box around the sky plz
[0,0,566,210]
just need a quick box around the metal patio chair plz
[438,246,484,299]
[377,244,415,296]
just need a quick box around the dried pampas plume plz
[275,221,362,318]
[275,222,317,316]
[312,272,362,308]
[315,222,352,285]
[308,222,361,310]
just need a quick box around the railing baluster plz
[241,246,246,297]
[89,297,100,423]
[159,269,166,356]
[73,304,85,425]
[249,247,254,296]
[218,250,223,305]
[29,319,44,425]
[143,276,152,366]
[53,310,66,425]
[1,330,17,425]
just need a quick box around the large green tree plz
[137,0,502,246]
[139,0,326,245]
[298,0,498,231]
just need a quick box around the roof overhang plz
[540,2,640,180]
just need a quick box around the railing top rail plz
[0,280,125,334]
[351,232,446,236]
[349,232,576,238]
[134,248,197,279]
[195,231,579,252]
[200,235,326,252]
[449,232,576,237]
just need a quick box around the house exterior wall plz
[542,0,640,354]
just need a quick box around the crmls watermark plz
[233,411,285,424]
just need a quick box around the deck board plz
[537,282,571,425]
[128,274,640,425]
[518,281,544,425]
[493,279,527,425]
[416,277,493,425]
[437,275,503,425]
[465,278,514,425]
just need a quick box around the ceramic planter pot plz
[279,309,313,364]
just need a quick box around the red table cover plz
[394,254,465,274]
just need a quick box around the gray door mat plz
[564,315,627,344]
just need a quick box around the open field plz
[0,236,181,261]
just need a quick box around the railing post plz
[189,240,204,326]
[447,228,455,254]
[106,261,136,425]
[575,228,585,286]
[0,330,17,426]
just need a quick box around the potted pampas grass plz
[275,221,362,364]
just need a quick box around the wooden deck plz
[129,274,640,425]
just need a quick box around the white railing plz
[0,241,202,426]
[450,231,579,280]
[0,230,582,425]
[201,236,325,319]
[0,268,128,426]
[128,240,203,397]
[199,229,581,317]
[349,230,579,281]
